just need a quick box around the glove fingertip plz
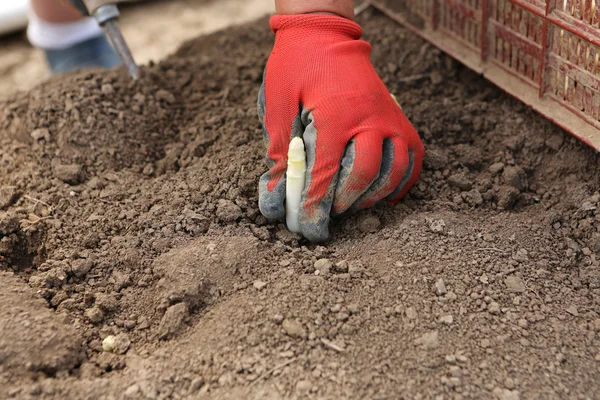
[385,149,421,204]
[298,197,335,243]
[258,173,286,220]
[298,216,330,243]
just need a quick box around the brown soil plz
[1,8,600,400]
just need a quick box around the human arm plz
[30,0,84,22]
[275,0,355,19]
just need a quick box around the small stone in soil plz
[124,384,140,398]
[333,260,349,273]
[102,333,130,354]
[488,162,505,174]
[518,318,529,329]
[95,293,118,312]
[30,128,51,141]
[253,280,267,291]
[435,279,447,296]
[463,190,484,207]
[142,163,154,176]
[439,315,454,325]
[566,305,579,316]
[189,377,205,393]
[488,302,501,314]
[156,89,175,104]
[314,259,332,275]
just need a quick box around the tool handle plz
[65,0,129,15]
[83,0,129,14]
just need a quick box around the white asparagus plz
[286,137,306,233]
[102,335,116,352]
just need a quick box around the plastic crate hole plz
[439,0,481,48]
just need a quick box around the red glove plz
[258,14,424,242]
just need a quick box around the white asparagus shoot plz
[286,137,306,233]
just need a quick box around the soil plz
[1,8,600,400]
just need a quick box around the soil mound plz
[0,10,599,399]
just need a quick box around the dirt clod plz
[497,186,520,210]
[0,272,83,376]
[0,186,18,209]
[448,173,472,191]
[54,164,85,185]
[30,128,50,141]
[358,215,381,233]
[253,280,267,290]
[189,377,205,393]
[503,166,528,191]
[435,278,447,296]
[85,307,104,324]
[216,199,242,222]
[505,275,526,293]
[282,319,306,339]
[158,302,189,340]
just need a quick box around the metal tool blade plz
[101,19,139,80]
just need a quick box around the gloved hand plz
[258,14,424,242]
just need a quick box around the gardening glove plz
[258,14,424,242]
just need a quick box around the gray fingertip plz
[257,83,265,122]
[298,207,331,243]
[258,172,286,220]
[386,150,415,200]
[297,108,335,242]
[331,141,357,216]
[350,138,395,211]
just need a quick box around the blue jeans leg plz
[44,35,122,75]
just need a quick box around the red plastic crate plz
[372,0,600,150]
